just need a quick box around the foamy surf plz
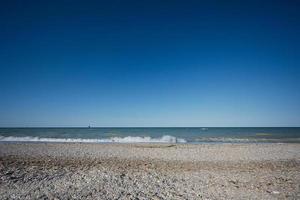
[0,135,186,144]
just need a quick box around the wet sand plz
[0,143,299,199]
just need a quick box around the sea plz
[0,127,300,144]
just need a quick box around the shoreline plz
[1,142,299,162]
[1,143,299,199]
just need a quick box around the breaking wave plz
[0,135,187,144]
[1,135,299,144]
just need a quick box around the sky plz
[0,0,299,127]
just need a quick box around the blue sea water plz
[0,127,299,143]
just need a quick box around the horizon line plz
[0,126,299,128]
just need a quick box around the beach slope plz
[0,143,299,199]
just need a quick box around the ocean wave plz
[1,135,299,144]
[0,135,187,144]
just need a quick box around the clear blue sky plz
[0,0,299,127]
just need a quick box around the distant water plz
[0,127,299,144]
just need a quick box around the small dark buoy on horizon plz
[88,125,91,128]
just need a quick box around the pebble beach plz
[0,143,299,199]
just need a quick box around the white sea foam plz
[0,135,186,144]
